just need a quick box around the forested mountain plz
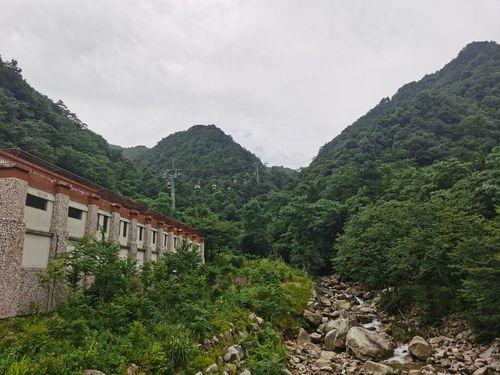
[118,124,295,218]
[0,42,498,340]
[243,41,499,339]
[122,125,259,173]
[0,57,151,198]
[0,58,292,221]
[121,124,294,191]
[294,41,500,200]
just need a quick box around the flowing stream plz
[355,296,414,365]
[386,343,411,364]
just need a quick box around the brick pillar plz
[166,226,175,254]
[127,210,138,259]
[156,224,165,259]
[143,216,152,262]
[49,182,71,258]
[85,195,99,238]
[109,203,121,244]
[0,166,29,318]
[200,240,205,264]
[177,229,184,250]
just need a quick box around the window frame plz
[68,206,83,220]
[26,194,48,211]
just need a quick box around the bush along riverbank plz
[0,238,312,375]
[286,275,499,375]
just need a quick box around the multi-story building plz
[0,149,205,319]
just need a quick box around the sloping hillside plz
[123,125,260,174]
[120,125,295,213]
[0,57,151,197]
[294,41,500,199]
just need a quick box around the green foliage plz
[0,239,311,374]
[333,149,499,337]
[243,325,286,375]
[119,124,296,216]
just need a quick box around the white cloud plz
[1,0,499,168]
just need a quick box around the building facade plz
[0,149,204,319]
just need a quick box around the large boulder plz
[336,299,352,311]
[323,318,352,350]
[324,318,342,333]
[346,327,395,361]
[332,318,351,350]
[296,327,310,346]
[224,346,241,362]
[303,310,322,327]
[408,336,432,360]
[364,361,394,375]
[324,329,338,351]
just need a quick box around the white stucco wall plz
[119,248,129,260]
[24,187,54,233]
[22,233,51,268]
[136,250,144,266]
[67,201,87,238]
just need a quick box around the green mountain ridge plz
[0,58,292,215]
[292,41,500,202]
[0,41,498,342]
[0,57,149,198]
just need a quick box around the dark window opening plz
[68,206,83,220]
[139,227,144,241]
[122,221,128,237]
[152,231,156,244]
[97,214,109,233]
[163,234,168,246]
[26,194,47,211]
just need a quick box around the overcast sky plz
[1,1,499,168]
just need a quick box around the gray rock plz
[297,328,310,346]
[224,346,241,362]
[336,299,351,310]
[346,327,395,361]
[125,364,140,375]
[206,364,219,373]
[332,318,351,350]
[225,363,237,375]
[473,368,488,375]
[324,329,338,351]
[311,332,323,343]
[304,309,322,327]
[324,318,342,333]
[316,350,335,367]
[235,344,245,360]
[408,336,432,360]
[84,371,106,375]
[364,360,394,375]
[239,370,251,375]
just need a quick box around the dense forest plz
[0,41,498,373]
[243,42,499,339]
[117,124,295,217]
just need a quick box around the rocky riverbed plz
[285,275,499,375]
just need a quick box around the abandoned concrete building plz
[0,149,205,319]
